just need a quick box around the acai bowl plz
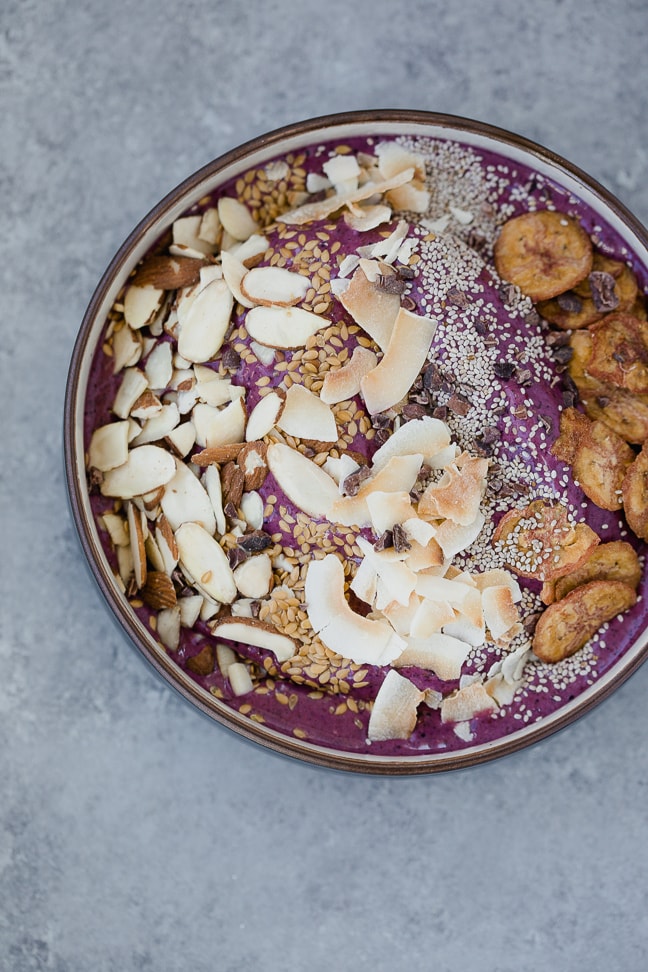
[64,110,648,774]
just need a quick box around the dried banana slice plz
[532,580,637,663]
[586,313,648,395]
[494,210,593,302]
[568,331,648,444]
[492,499,599,582]
[551,407,635,511]
[553,541,641,601]
[538,260,638,330]
[621,445,648,540]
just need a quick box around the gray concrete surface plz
[2,0,648,969]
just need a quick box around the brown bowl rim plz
[64,108,648,775]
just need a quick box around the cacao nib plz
[377,274,406,295]
[373,530,393,552]
[392,523,411,553]
[397,265,416,280]
[402,403,427,421]
[556,291,582,313]
[446,287,471,307]
[228,546,249,569]
[589,270,619,312]
[238,530,273,552]
[342,466,372,497]
[221,347,241,371]
[494,360,516,380]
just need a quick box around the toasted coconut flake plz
[160,457,216,534]
[386,183,431,214]
[245,389,286,441]
[305,554,406,666]
[320,346,378,405]
[371,416,451,471]
[441,681,498,723]
[367,670,424,742]
[277,384,337,443]
[88,421,130,472]
[433,512,485,560]
[376,142,426,181]
[356,537,417,608]
[175,521,237,603]
[245,305,330,349]
[217,197,258,241]
[123,285,165,330]
[349,556,378,605]
[344,203,392,232]
[177,278,234,364]
[330,453,424,528]
[233,552,272,598]
[240,266,310,306]
[482,585,520,641]
[278,168,415,225]
[395,632,471,680]
[339,267,400,352]
[418,456,488,525]
[361,307,437,415]
[365,491,415,534]
[266,443,340,519]
[210,617,297,663]
[100,445,176,499]
[443,588,485,646]
[409,599,456,639]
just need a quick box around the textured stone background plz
[2,1,648,969]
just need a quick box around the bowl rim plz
[64,108,648,775]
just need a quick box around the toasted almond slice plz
[123,285,165,330]
[395,632,471,680]
[278,168,416,225]
[192,442,245,464]
[195,377,239,408]
[144,531,166,572]
[175,521,236,603]
[112,323,143,373]
[245,390,286,441]
[239,441,268,491]
[112,368,149,420]
[245,305,330,349]
[482,585,520,641]
[165,421,196,458]
[172,215,215,255]
[142,570,177,610]
[116,544,134,586]
[217,197,258,241]
[240,266,310,307]
[130,389,162,421]
[361,307,438,415]
[177,278,234,364]
[88,421,130,472]
[228,232,269,268]
[320,346,378,404]
[160,457,216,534]
[344,204,392,232]
[370,416,451,471]
[339,267,400,352]
[203,465,226,535]
[249,340,276,366]
[100,444,176,499]
[127,501,147,589]
[220,250,256,309]
[131,403,180,447]
[441,681,498,723]
[157,605,181,651]
[210,617,297,663]
[266,443,340,519]
[367,670,424,742]
[192,397,247,449]
[305,555,406,666]
[233,553,273,598]
[277,384,337,443]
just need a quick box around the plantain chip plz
[621,445,648,541]
[586,313,648,395]
[554,540,641,601]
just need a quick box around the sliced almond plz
[209,616,297,663]
[155,513,179,574]
[130,389,162,421]
[441,681,498,723]
[192,442,246,465]
[203,464,227,535]
[88,421,130,472]
[217,197,259,241]
[192,397,247,449]
[361,307,438,415]
[339,267,400,352]
[240,266,309,306]
[266,442,340,519]
[172,214,215,256]
[123,285,165,330]
[178,594,203,628]
[132,254,206,290]
[240,490,264,530]
[228,233,269,268]
[131,403,180,447]
[245,305,330,349]
[165,421,196,458]
[245,389,286,441]
[220,250,256,309]
[320,346,379,405]
[101,512,129,547]
[112,368,149,420]
[160,457,216,534]
[126,501,147,589]
[175,521,236,604]
[395,632,471,680]
[177,278,234,363]
[141,571,177,610]
[239,441,268,491]
[233,552,272,598]
[305,554,406,666]
[157,605,181,651]
[215,641,238,674]
[367,670,424,742]
[228,661,254,696]
[277,384,337,443]
[144,341,173,390]
[100,444,176,499]
[112,323,143,373]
